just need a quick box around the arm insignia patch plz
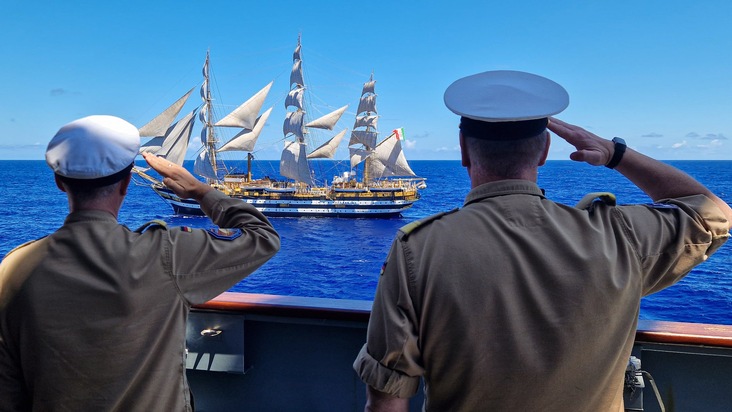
[207,227,243,240]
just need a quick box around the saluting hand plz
[142,152,213,201]
[548,118,614,166]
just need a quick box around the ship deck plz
[187,292,732,411]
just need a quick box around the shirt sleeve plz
[0,333,30,411]
[617,194,729,295]
[0,240,46,411]
[167,190,281,305]
[353,239,423,398]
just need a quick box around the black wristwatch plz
[605,137,626,169]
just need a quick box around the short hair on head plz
[57,166,131,205]
[463,131,548,178]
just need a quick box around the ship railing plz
[306,187,329,195]
[188,292,732,411]
[194,292,732,347]
[370,177,427,189]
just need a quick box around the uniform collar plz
[464,180,545,207]
[64,209,119,224]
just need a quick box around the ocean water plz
[1,160,730,325]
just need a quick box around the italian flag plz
[392,128,405,141]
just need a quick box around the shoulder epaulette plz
[135,220,168,233]
[398,208,459,240]
[575,192,617,210]
[3,237,47,259]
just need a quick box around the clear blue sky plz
[2,1,731,161]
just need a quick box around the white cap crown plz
[45,115,140,179]
[444,70,569,122]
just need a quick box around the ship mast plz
[200,50,219,179]
[363,147,372,185]
[350,72,379,185]
[281,35,349,186]
[364,74,374,185]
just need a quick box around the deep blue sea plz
[1,160,730,325]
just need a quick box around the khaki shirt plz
[0,190,280,411]
[354,180,729,412]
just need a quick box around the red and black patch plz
[206,227,243,240]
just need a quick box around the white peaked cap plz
[46,115,141,179]
[444,70,569,122]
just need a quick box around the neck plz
[468,167,539,189]
[60,174,129,218]
[68,197,123,217]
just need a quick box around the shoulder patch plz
[135,219,168,233]
[207,227,243,241]
[398,208,459,240]
[3,237,47,259]
[575,192,617,210]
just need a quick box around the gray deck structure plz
[186,292,732,411]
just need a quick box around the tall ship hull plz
[149,181,420,217]
[134,36,425,218]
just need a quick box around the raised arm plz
[548,118,732,228]
[142,152,280,305]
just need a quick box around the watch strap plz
[605,137,626,169]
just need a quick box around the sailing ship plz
[134,37,425,217]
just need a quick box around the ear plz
[119,173,132,197]
[54,174,67,193]
[538,131,550,166]
[459,132,471,167]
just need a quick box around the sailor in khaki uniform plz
[353,71,731,411]
[0,116,280,411]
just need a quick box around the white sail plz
[280,141,314,186]
[154,109,197,165]
[283,111,305,140]
[214,81,273,130]
[348,74,419,183]
[362,80,376,95]
[351,74,379,150]
[290,60,304,87]
[138,109,196,162]
[199,54,211,146]
[307,129,347,159]
[199,125,208,147]
[191,51,274,179]
[368,130,416,178]
[194,150,217,180]
[285,88,304,110]
[218,107,273,152]
[284,38,306,145]
[139,136,165,154]
[356,94,377,115]
[349,130,378,148]
[349,147,372,169]
[138,88,194,137]
[354,115,378,130]
[305,105,348,130]
[284,37,347,144]
[280,36,350,185]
